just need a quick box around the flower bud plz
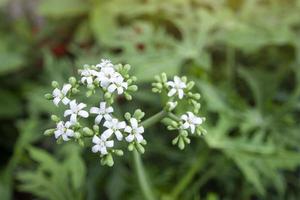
[83,127,93,136]
[69,77,77,85]
[131,76,137,82]
[74,131,81,139]
[93,125,99,133]
[128,85,138,92]
[178,137,185,150]
[104,92,111,99]
[161,73,167,82]
[44,129,55,136]
[106,154,114,167]
[44,93,53,100]
[136,143,145,154]
[124,92,132,101]
[51,115,60,122]
[51,81,59,88]
[87,84,95,90]
[186,81,195,90]
[72,88,80,94]
[124,64,131,71]
[124,112,131,121]
[114,149,124,156]
[128,143,134,151]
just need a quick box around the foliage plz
[0,0,300,199]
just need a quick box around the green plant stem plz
[141,110,168,128]
[169,153,207,199]
[133,149,155,200]
[132,110,168,200]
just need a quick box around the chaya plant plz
[44,59,206,199]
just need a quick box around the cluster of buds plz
[44,59,206,166]
[44,59,143,166]
[152,73,206,149]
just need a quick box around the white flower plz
[52,84,72,106]
[124,118,144,143]
[54,121,74,141]
[95,67,119,88]
[180,112,203,133]
[79,67,97,85]
[96,59,114,69]
[107,75,128,95]
[90,102,113,124]
[103,118,126,141]
[92,135,114,155]
[64,100,89,123]
[167,76,186,99]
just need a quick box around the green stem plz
[141,110,168,128]
[132,110,168,200]
[133,150,155,200]
[169,153,207,199]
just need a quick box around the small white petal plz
[125,134,134,142]
[52,88,61,97]
[130,118,138,129]
[92,135,101,144]
[135,134,144,143]
[62,84,71,94]
[95,115,103,124]
[66,129,74,137]
[78,110,89,118]
[62,134,70,141]
[106,107,113,113]
[64,109,73,117]
[103,129,113,139]
[70,114,77,124]
[178,89,184,99]
[62,97,70,105]
[54,130,62,138]
[106,140,114,148]
[124,126,132,133]
[77,103,87,110]
[90,107,100,114]
[69,100,77,111]
[117,121,126,129]
[107,84,117,93]
[100,147,108,155]
[168,88,177,97]
[137,126,144,134]
[182,122,190,129]
[190,124,196,134]
[115,130,123,141]
[92,145,101,153]
[53,97,60,106]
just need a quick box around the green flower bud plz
[161,73,167,82]
[124,64,131,71]
[172,136,179,145]
[181,76,187,82]
[86,90,93,97]
[106,154,114,167]
[87,84,95,90]
[136,143,145,154]
[124,112,131,121]
[93,125,99,133]
[44,129,55,136]
[133,109,145,120]
[78,139,84,147]
[186,81,195,90]
[131,76,137,82]
[69,77,77,85]
[178,137,185,150]
[152,88,159,93]
[128,85,138,92]
[44,93,53,100]
[114,149,124,156]
[154,75,161,82]
[124,92,132,101]
[104,92,111,99]
[74,131,81,139]
[51,115,60,122]
[83,127,93,136]
[128,143,134,151]
[51,81,59,88]
[72,88,80,94]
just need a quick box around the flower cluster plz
[152,73,206,149]
[44,59,206,166]
[44,59,144,166]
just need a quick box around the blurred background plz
[0,0,300,199]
